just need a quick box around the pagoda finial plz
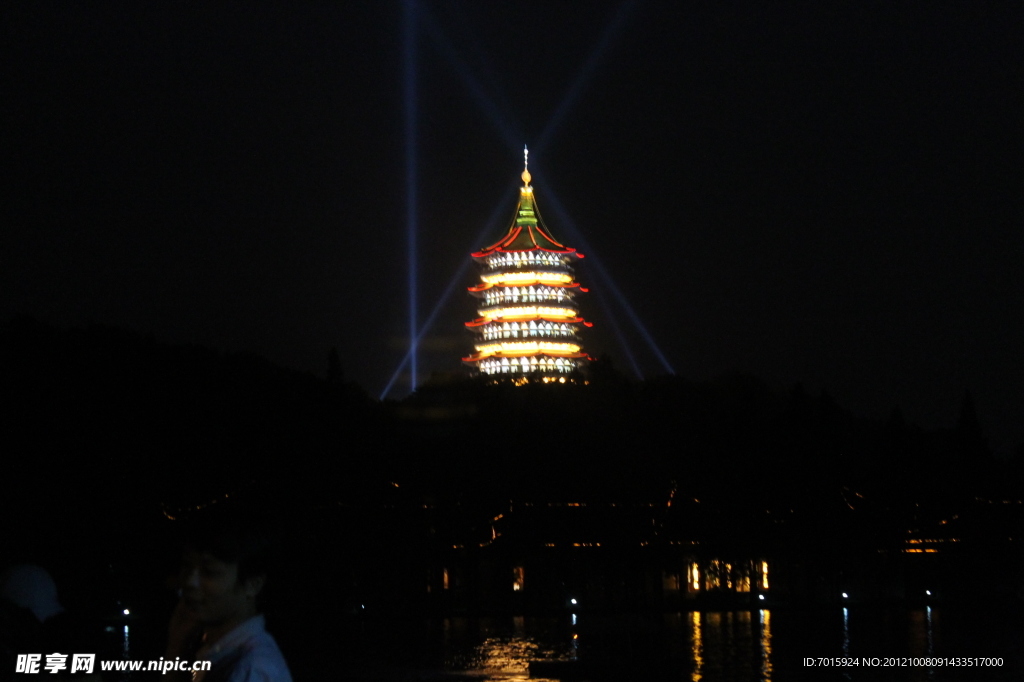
[521,145,531,188]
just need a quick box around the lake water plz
[423,606,1021,681]
[109,604,1021,681]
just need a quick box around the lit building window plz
[512,566,525,592]
[706,560,723,590]
[736,564,751,593]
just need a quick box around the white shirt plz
[194,615,292,682]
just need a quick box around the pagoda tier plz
[464,153,591,379]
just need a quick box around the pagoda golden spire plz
[521,145,532,189]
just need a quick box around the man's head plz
[177,510,275,626]
[0,564,64,623]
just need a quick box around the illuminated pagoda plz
[463,148,592,380]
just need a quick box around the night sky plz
[3,2,1021,453]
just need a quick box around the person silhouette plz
[165,512,291,682]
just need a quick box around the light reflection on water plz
[691,611,704,680]
[442,616,575,679]
[684,610,772,681]
[842,607,850,655]
[441,611,776,681]
[436,606,1005,682]
[907,606,940,682]
[759,609,772,681]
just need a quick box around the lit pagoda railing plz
[483,250,570,269]
[479,321,579,341]
[479,285,574,307]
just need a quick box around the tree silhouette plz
[327,346,343,385]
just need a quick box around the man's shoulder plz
[227,631,292,682]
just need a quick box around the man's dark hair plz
[180,507,278,584]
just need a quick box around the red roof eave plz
[471,245,580,258]
[471,226,523,257]
[462,350,590,362]
[468,281,582,293]
[534,225,567,249]
[465,315,588,328]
